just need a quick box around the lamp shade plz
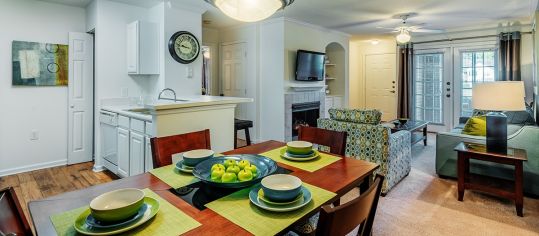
[472,81,525,111]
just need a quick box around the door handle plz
[446,94,451,98]
[390,90,396,93]
[70,105,75,108]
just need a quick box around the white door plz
[365,54,397,121]
[117,127,130,178]
[221,43,247,119]
[129,131,145,176]
[412,49,452,132]
[68,32,94,164]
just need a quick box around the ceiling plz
[38,0,539,35]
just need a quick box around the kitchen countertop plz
[101,105,152,122]
[144,95,253,111]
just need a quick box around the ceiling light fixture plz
[396,29,411,44]
[370,40,380,45]
[205,0,295,22]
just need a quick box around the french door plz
[413,42,498,132]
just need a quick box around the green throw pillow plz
[462,116,487,136]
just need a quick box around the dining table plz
[28,140,379,235]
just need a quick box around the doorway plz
[365,53,397,121]
[221,42,247,119]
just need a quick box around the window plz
[414,53,444,124]
[460,50,497,116]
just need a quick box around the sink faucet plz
[158,88,177,102]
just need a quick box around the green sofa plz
[436,124,539,196]
[318,108,412,194]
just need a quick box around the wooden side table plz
[454,142,527,217]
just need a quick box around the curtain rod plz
[412,31,533,45]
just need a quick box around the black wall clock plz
[168,31,200,64]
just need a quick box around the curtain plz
[499,32,521,81]
[397,44,413,119]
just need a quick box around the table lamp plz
[472,81,525,153]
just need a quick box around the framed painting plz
[12,40,68,86]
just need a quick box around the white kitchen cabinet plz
[117,127,130,178]
[129,131,145,176]
[127,20,159,75]
[145,136,153,172]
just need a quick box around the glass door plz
[413,48,453,132]
[453,47,497,125]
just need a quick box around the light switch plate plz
[186,67,193,79]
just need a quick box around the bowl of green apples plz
[192,155,278,188]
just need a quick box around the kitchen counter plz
[144,95,253,111]
[101,105,152,121]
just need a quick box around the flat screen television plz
[295,50,325,81]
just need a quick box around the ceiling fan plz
[378,13,445,44]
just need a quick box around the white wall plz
[0,0,86,176]
[202,27,220,96]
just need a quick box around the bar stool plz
[234,119,253,149]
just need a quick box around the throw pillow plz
[462,116,487,136]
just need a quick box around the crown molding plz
[282,17,351,38]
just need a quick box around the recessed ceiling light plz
[371,40,380,45]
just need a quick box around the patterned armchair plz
[318,109,412,194]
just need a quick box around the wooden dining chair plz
[298,126,347,156]
[150,129,211,168]
[0,187,33,236]
[315,174,385,236]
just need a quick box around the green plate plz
[74,197,160,235]
[257,188,303,206]
[280,149,320,161]
[249,184,312,212]
[175,160,194,173]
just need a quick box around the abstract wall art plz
[12,40,68,86]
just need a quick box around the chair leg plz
[234,129,238,149]
[245,128,252,146]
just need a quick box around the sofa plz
[436,118,539,196]
[317,108,412,194]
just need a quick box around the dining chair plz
[298,126,347,156]
[150,129,211,168]
[316,174,385,236]
[0,187,33,236]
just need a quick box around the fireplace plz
[291,101,320,139]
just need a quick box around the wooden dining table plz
[28,140,379,235]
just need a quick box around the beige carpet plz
[341,134,539,235]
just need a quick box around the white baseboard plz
[0,159,67,177]
[92,165,105,172]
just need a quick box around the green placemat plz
[260,147,341,172]
[149,164,199,188]
[205,183,336,236]
[50,189,201,235]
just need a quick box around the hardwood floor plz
[0,162,118,226]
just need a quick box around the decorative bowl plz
[261,174,302,202]
[193,155,278,188]
[89,188,145,222]
[183,149,215,166]
[286,141,313,155]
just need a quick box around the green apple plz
[226,165,240,174]
[211,167,225,181]
[224,159,237,168]
[221,172,237,183]
[211,164,225,172]
[238,160,250,170]
[244,164,258,175]
[237,169,253,181]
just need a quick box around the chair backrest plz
[298,126,347,156]
[150,129,211,168]
[315,174,385,236]
[0,187,32,236]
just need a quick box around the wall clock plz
[168,31,200,64]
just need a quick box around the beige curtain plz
[398,44,413,118]
[499,32,521,81]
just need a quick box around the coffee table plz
[454,142,527,217]
[384,120,428,146]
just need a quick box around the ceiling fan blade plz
[411,28,445,33]
[376,26,398,30]
[332,19,387,29]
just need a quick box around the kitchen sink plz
[126,108,152,115]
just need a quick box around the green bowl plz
[89,188,145,222]
[286,141,313,155]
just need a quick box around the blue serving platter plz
[193,155,278,188]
